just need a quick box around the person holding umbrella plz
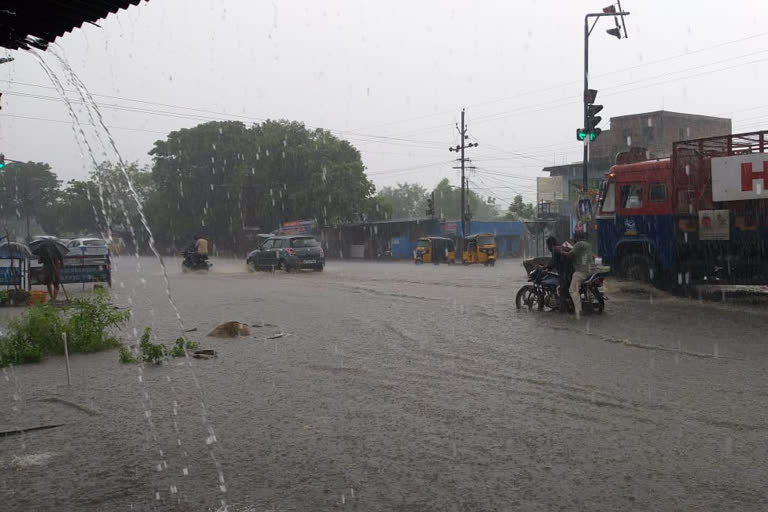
[29,238,68,302]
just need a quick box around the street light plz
[581,2,630,193]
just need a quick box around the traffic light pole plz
[581,6,629,209]
[583,16,590,191]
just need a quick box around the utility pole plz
[449,108,478,244]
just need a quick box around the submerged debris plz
[193,349,217,360]
[207,322,250,337]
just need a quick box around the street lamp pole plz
[582,4,630,192]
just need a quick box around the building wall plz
[589,111,732,162]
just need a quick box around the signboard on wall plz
[698,209,730,240]
[280,220,316,235]
[440,222,459,235]
[711,154,767,201]
[537,176,565,203]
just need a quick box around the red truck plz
[595,131,768,286]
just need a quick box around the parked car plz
[246,235,325,272]
[67,238,110,256]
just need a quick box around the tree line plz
[0,119,535,254]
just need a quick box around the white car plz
[67,238,110,257]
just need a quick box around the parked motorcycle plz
[516,265,606,314]
[182,247,211,272]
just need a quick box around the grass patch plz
[0,289,129,368]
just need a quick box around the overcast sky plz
[1,0,767,206]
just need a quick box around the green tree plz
[55,161,153,250]
[430,178,499,221]
[149,120,377,252]
[57,180,103,238]
[376,182,428,218]
[0,161,61,240]
[504,194,536,221]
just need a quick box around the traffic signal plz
[585,88,603,141]
[0,154,5,169]
[426,192,435,217]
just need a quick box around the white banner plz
[536,176,565,203]
[711,154,768,201]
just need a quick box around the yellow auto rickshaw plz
[414,237,456,264]
[462,233,497,266]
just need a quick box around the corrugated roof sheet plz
[0,1,147,50]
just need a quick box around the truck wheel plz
[620,254,651,282]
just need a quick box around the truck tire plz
[619,254,651,282]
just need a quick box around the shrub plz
[0,304,66,367]
[0,290,129,368]
[119,329,200,364]
[66,289,129,353]
[169,337,200,357]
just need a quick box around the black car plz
[246,236,325,272]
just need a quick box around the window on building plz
[621,184,643,209]
[649,183,666,202]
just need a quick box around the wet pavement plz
[1,257,767,511]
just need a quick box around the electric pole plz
[449,108,478,243]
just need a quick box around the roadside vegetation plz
[119,327,199,365]
[0,290,129,367]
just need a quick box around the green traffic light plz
[576,129,601,142]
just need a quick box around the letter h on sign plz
[741,161,768,192]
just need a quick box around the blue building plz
[321,218,524,260]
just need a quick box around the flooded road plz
[2,258,767,511]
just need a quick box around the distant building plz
[538,110,732,222]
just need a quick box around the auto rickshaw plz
[414,237,456,264]
[462,233,497,266]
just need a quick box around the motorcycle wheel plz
[515,285,540,311]
[540,290,559,312]
[582,287,605,314]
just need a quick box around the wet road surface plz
[1,258,767,511]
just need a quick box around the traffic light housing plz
[426,193,435,217]
[583,88,603,142]
[0,154,5,169]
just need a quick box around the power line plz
[344,30,768,135]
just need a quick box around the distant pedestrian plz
[38,243,63,301]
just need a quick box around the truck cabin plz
[597,159,674,217]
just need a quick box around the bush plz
[0,290,129,368]
[66,289,129,353]
[169,337,199,357]
[119,329,199,364]
[0,305,66,366]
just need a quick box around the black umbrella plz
[29,238,69,259]
[0,242,31,259]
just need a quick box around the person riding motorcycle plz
[564,231,594,320]
[545,236,572,313]
[194,235,209,259]
[184,235,209,268]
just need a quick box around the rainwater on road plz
[1,258,767,511]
